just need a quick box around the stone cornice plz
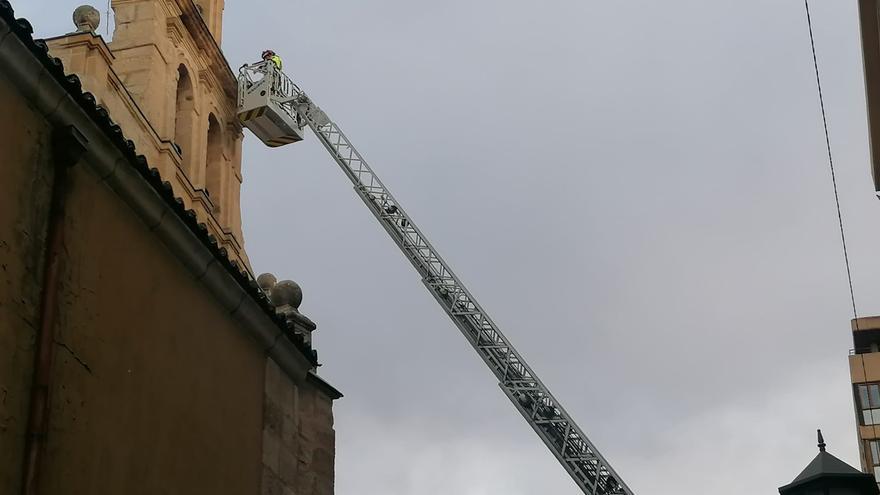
[226,121,243,138]
[44,31,115,65]
[306,372,343,400]
[166,18,184,48]
[198,67,217,95]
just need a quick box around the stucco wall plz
[38,161,266,494]
[0,69,54,495]
[0,69,266,494]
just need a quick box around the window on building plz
[868,439,880,484]
[205,114,223,211]
[173,65,196,173]
[857,383,880,425]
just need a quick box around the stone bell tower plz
[46,0,248,268]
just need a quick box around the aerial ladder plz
[238,60,634,495]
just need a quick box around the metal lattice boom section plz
[278,83,632,495]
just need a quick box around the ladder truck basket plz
[237,61,306,147]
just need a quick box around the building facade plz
[0,1,339,494]
[848,317,880,485]
[854,0,880,487]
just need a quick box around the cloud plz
[622,359,860,493]
[336,358,859,495]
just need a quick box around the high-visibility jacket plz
[271,55,282,70]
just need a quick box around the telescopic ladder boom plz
[237,61,634,495]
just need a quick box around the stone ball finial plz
[73,5,101,33]
[273,280,303,309]
[257,272,277,292]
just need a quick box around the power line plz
[804,0,859,322]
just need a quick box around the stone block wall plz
[262,359,336,495]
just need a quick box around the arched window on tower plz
[205,114,224,212]
[173,65,196,174]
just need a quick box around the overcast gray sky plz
[16,0,880,492]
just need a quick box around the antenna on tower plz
[105,0,110,37]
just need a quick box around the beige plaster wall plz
[34,160,266,495]
[0,59,266,495]
[0,69,54,495]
